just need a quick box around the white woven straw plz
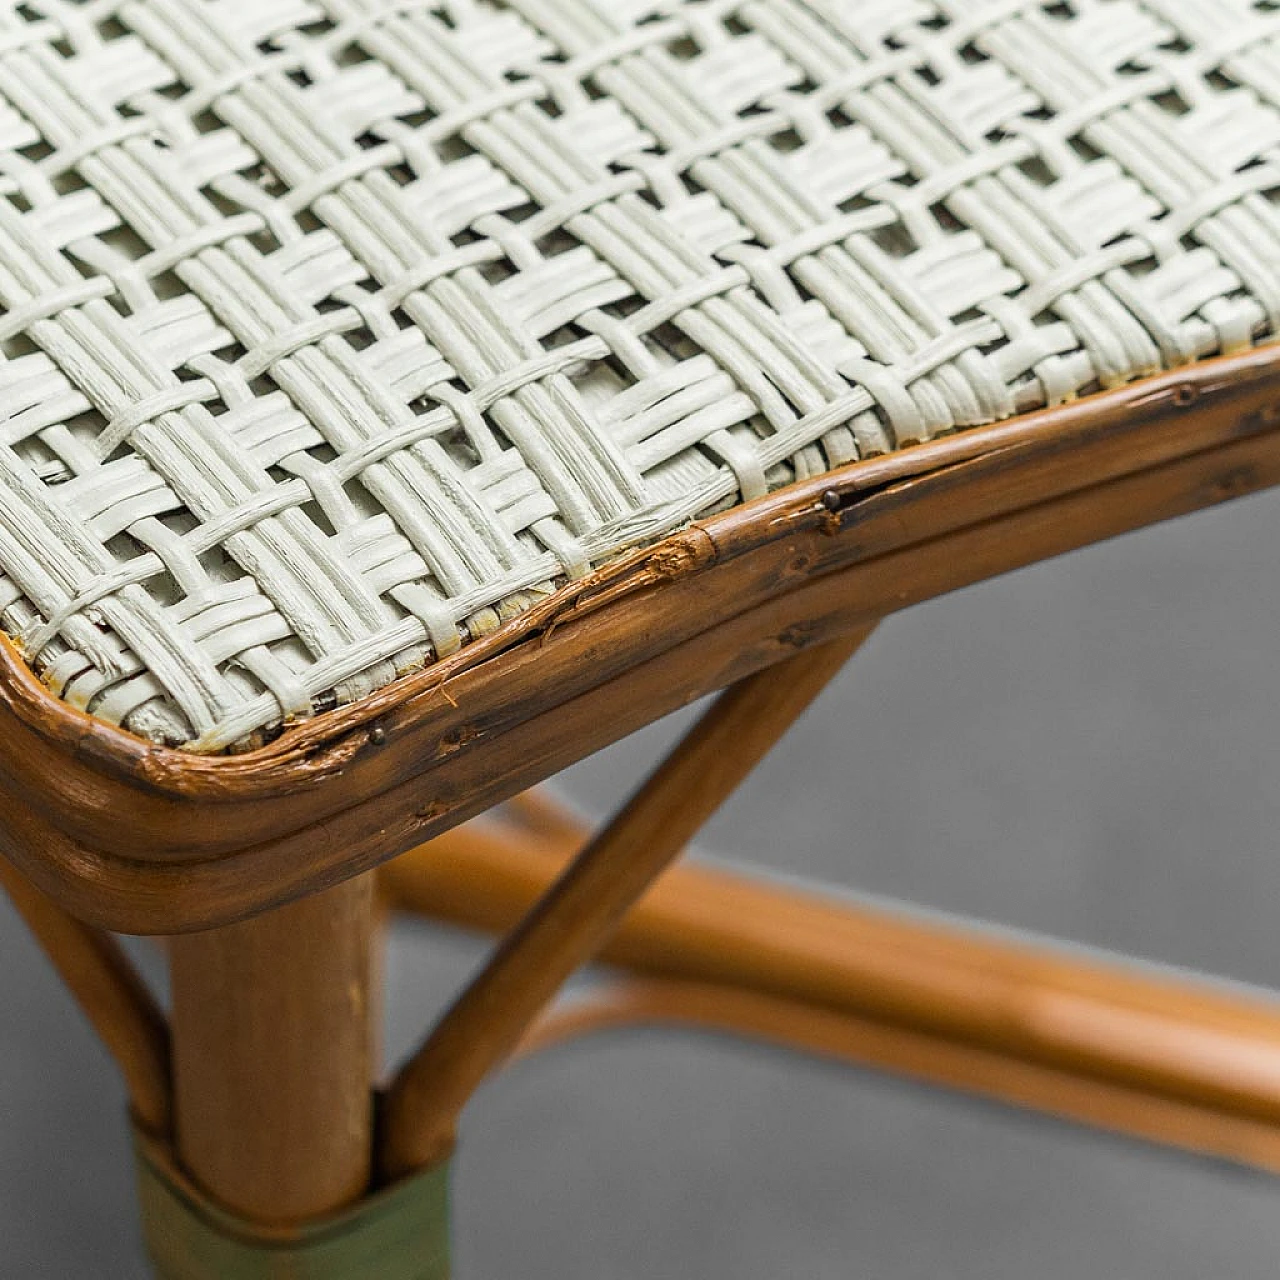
[0,0,1277,751]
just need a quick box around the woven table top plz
[0,0,1276,752]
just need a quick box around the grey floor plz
[8,489,1280,1277]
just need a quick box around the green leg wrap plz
[132,1128,450,1279]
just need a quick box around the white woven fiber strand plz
[0,0,1277,751]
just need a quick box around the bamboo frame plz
[4,350,1280,1267]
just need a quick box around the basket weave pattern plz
[0,0,1276,750]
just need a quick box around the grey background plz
[7,487,1280,1277]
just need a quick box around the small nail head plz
[821,489,842,512]
[369,724,387,746]
[1173,383,1197,407]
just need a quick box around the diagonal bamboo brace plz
[378,625,876,1180]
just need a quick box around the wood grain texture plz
[378,631,872,1179]
[4,352,1280,930]
[169,876,375,1224]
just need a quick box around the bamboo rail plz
[382,801,1280,1160]
[514,978,1280,1173]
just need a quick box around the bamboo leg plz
[169,875,376,1224]
[0,855,170,1136]
[378,627,874,1180]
